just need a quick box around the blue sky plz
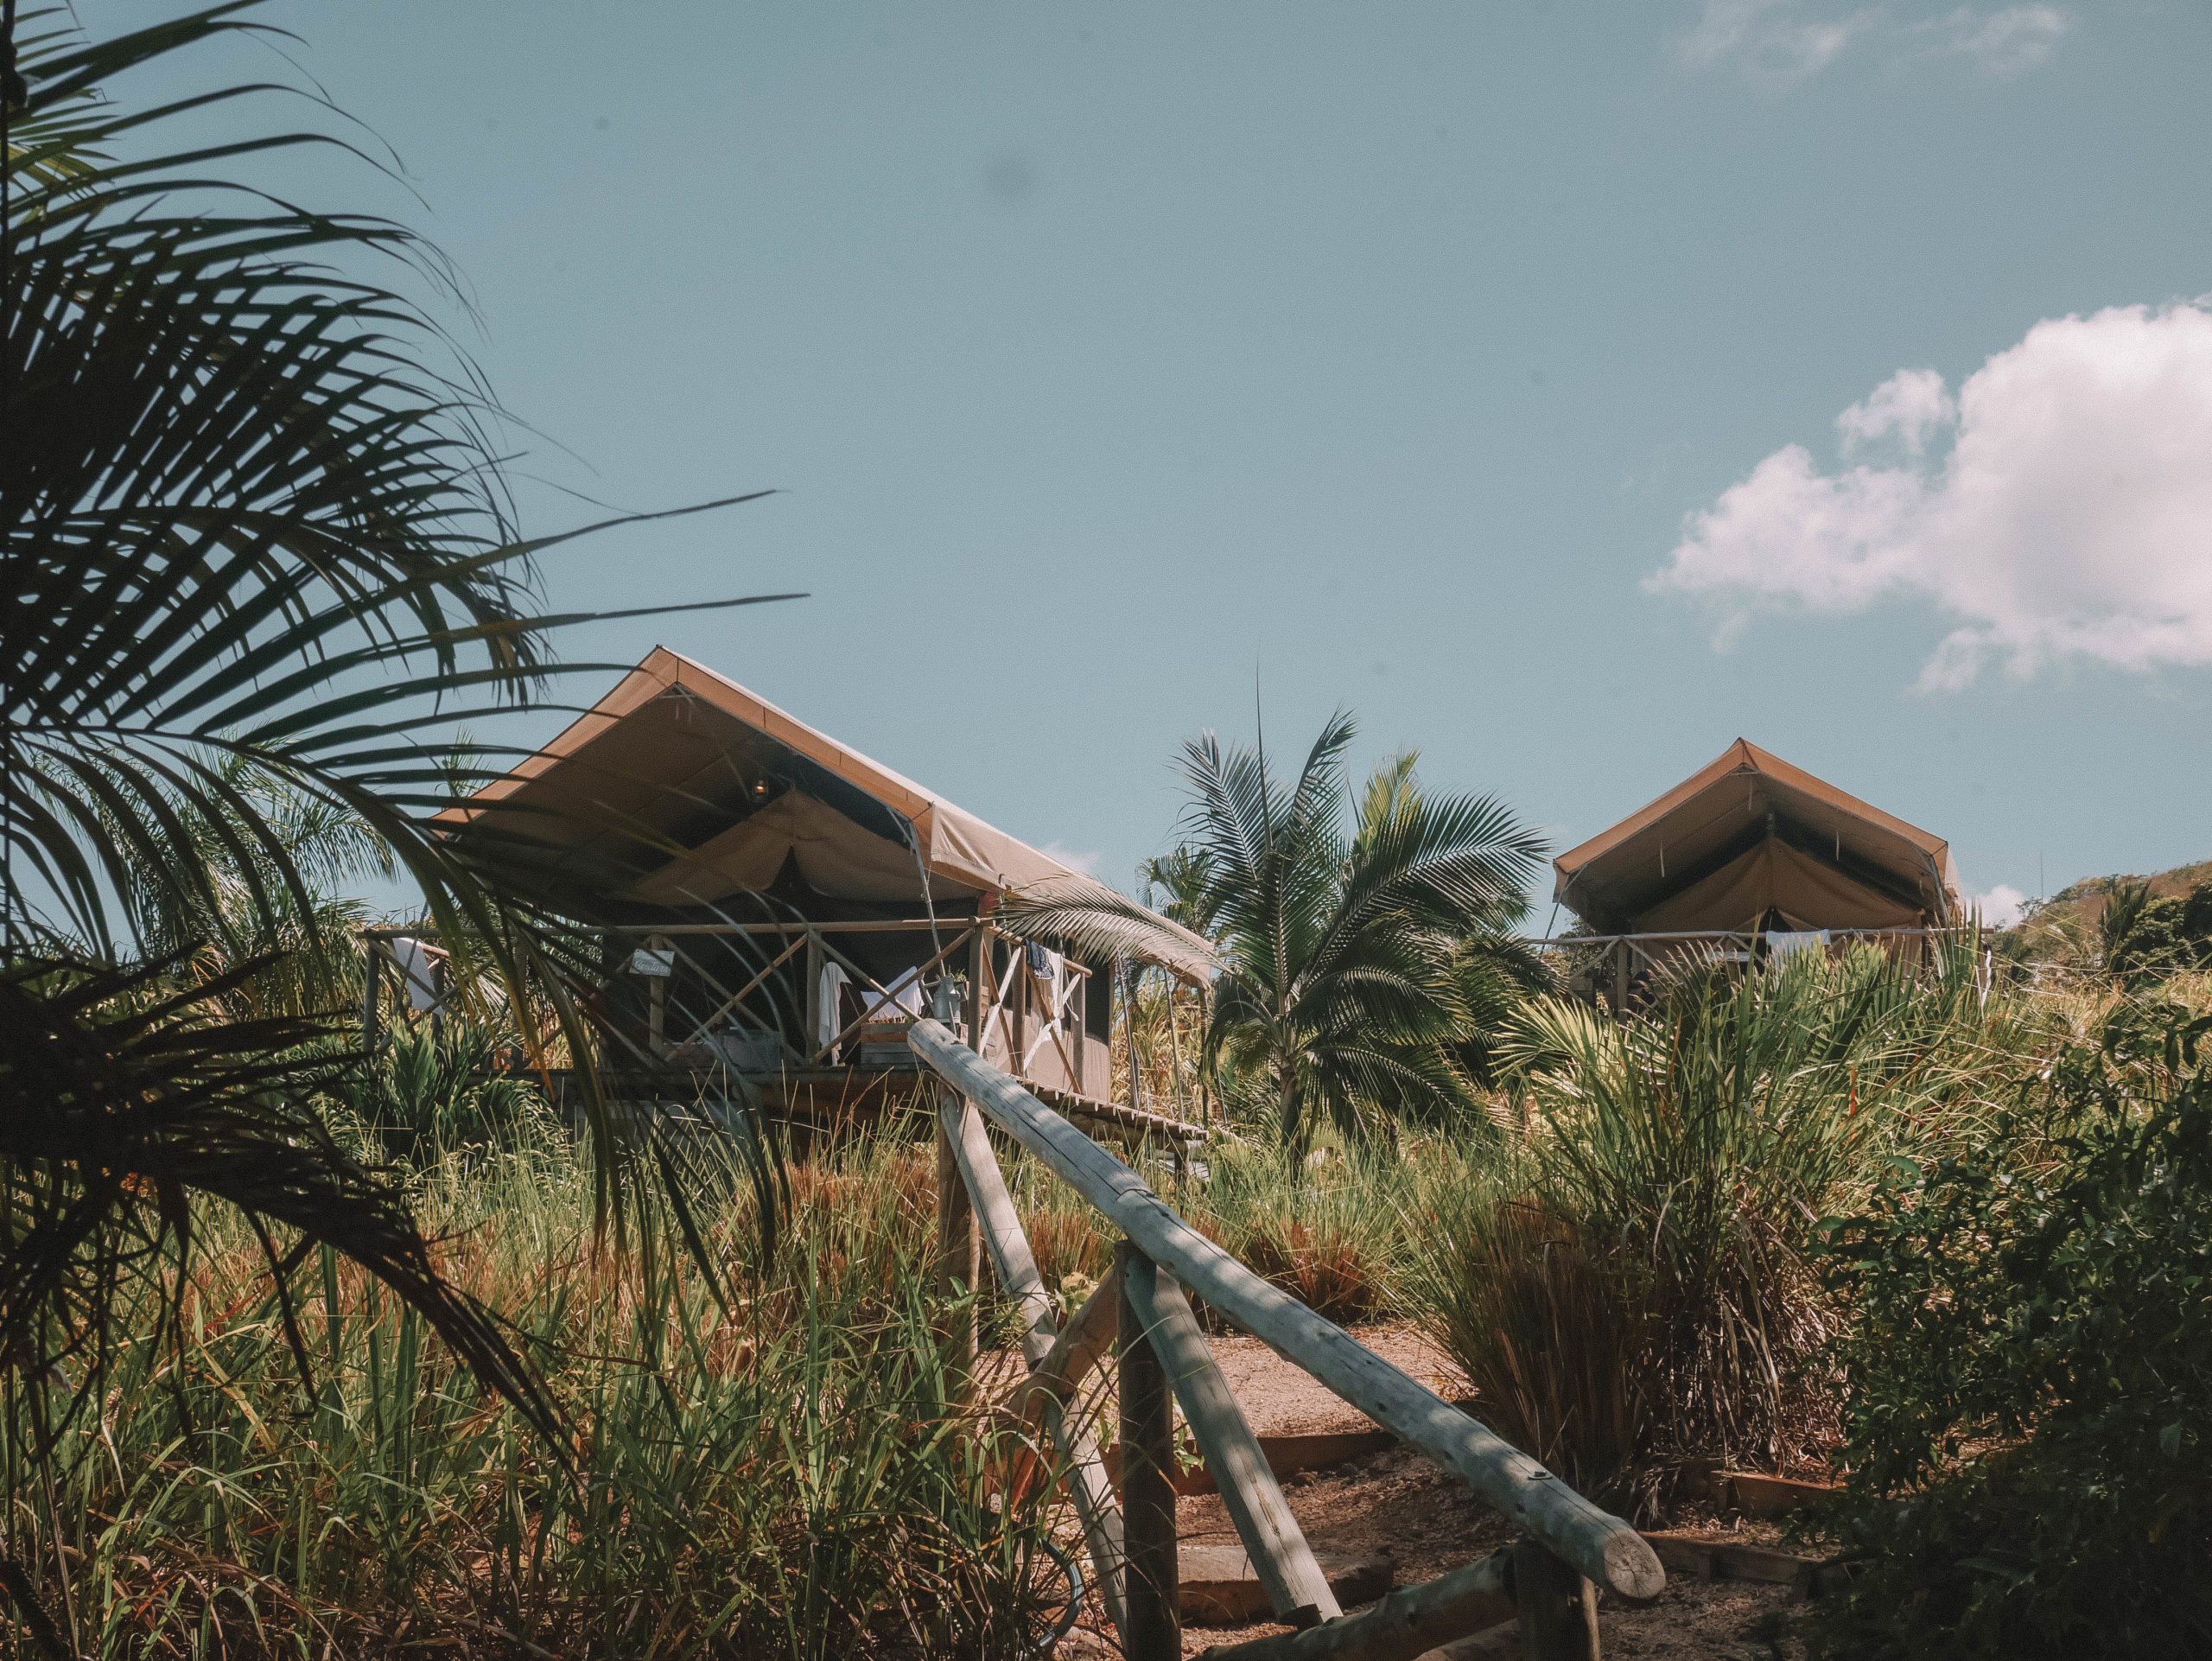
[124,1,2212,920]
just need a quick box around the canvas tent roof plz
[436,647,1217,983]
[1552,739,1960,937]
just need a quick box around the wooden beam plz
[1513,1540,1599,1661]
[1122,1256,1339,1626]
[937,1095,1128,1638]
[679,932,807,1045]
[809,926,979,1065]
[906,1019,1664,1605]
[1194,1547,1515,1661]
[1119,1241,1181,1661]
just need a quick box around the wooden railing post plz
[1514,1538,1600,1661]
[935,1087,980,1395]
[1120,1256,1338,1626]
[1118,1241,1180,1660]
[938,1095,1129,1636]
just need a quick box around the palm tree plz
[2,4,787,1424]
[1012,713,1548,1153]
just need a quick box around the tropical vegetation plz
[1015,714,1548,1155]
[8,5,2212,1659]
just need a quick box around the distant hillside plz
[2001,858,2212,971]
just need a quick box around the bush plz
[1185,1135,1411,1326]
[1408,1162,1643,1500]
[1804,1001,2212,1659]
[323,1021,557,1166]
[1408,945,2007,1512]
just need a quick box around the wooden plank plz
[1639,1531,1818,1586]
[1022,1078,1207,1142]
[1194,1547,1516,1661]
[1512,1540,1598,1661]
[1719,1471,1838,1517]
[1122,1255,1339,1626]
[1120,1240,1182,1661]
[937,1095,1128,1639]
[907,1019,1665,1605]
[1180,1547,1390,1626]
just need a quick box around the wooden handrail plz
[907,1017,1665,1607]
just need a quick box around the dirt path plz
[1035,1325,1802,1658]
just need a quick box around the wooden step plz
[1102,1397,1484,1496]
[1179,1544,1394,1624]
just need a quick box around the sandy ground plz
[1203,1323,1466,1435]
[1031,1325,1806,1659]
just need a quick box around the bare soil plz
[1040,1325,1807,1659]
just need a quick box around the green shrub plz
[1185,1134,1413,1326]
[1408,945,2009,1512]
[2101,879,2212,985]
[1407,1154,1644,1500]
[322,1021,557,1166]
[1804,1001,2212,1659]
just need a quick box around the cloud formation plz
[1649,304,2212,689]
[1040,840,1102,877]
[1973,883,2029,927]
[1680,0,1876,87]
[1681,2,2070,86]
[1915,5,2071,76]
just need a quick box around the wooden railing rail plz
[907,1016,1660,1661]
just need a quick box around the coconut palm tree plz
[2,3,787,1422]
[1010,713,1548,1153]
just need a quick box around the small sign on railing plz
[631,947,677,978]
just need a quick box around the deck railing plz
[908,1018,1662,1661]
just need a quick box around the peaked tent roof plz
[437,647,1217,982]
[1552,739,1960,935]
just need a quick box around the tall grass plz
[0,1019,1497,1658]
[1185,1135,1418,1326]
[0,1121,1070,1659]
[1407,945,2032,1511]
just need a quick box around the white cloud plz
[1836,366,1956,456]
[1914,5,2071,75]
[1679,0,1875,88]
[1972,883,2030,927]
[1040,841,1102,877]
[1650,304,2212,689]
[1681,2,2071,86]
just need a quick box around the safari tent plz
[400,647,1213,1136]
[1551,739,1961,1002]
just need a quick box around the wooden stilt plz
[1515,1538,1600,1661]
[1118,1240,1181,1660]
[360,943,382,1055]
[935,1088,980,1397]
